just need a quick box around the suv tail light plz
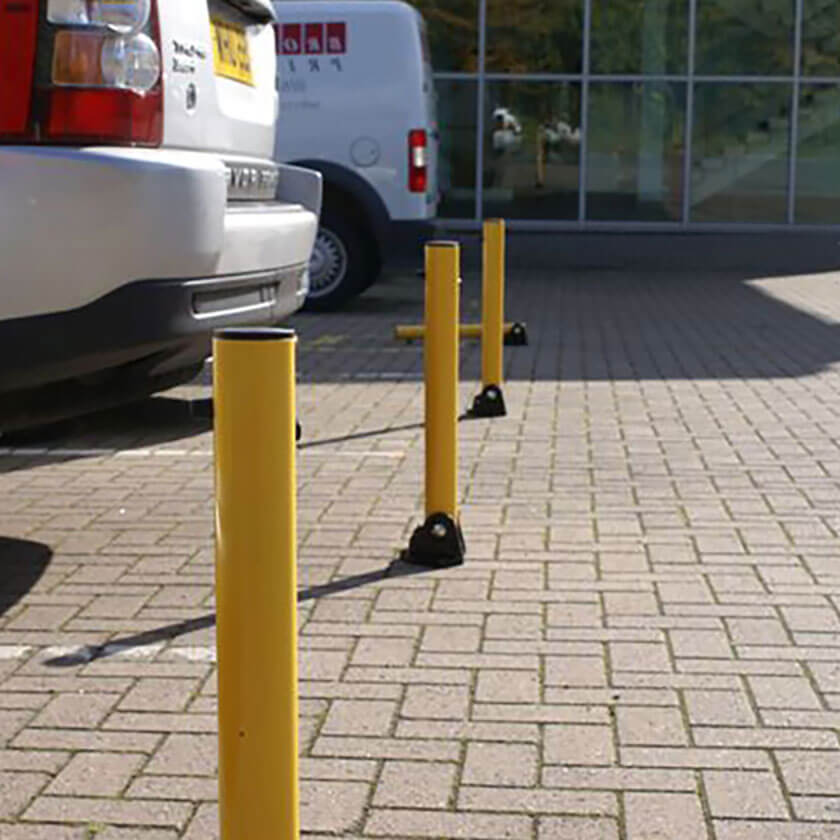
[408,129,428,193]
[0,0,163,146]
[0,1,39,136]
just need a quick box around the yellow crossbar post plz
[214,327,300,840]
[394,322,527,343]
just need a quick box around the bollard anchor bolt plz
[190,399,305,442]
[403,512,465,569]
[467,384,508,419]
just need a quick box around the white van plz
[273,0,438,310]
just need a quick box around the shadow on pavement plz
[43,559,429,667]
[0,396,211,474]
[299,421,425,449]
[297,560,428,600]
[0,538,52,617]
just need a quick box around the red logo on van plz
[278,21,347,55]
[304,23,323,53]
[279,23,301,54]
[326,23,346,53]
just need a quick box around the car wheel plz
[304,207,378,311]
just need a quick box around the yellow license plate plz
[211,18,254,86]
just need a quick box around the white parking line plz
[18,644,210,664]
[1,642,339,666]
[161,646,217,663]
[315,450,405,459]
[0,446,404,460]
[338,372,423,381]
[0,645,33,660]
[0,447,207,459]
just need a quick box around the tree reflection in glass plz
[695,0,794,75]
[802,0,840,76]
[486,0,582,74]
[411,0,479,72]
[591,0,688,75]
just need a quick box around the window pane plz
[695,0,794,75]
[485,0,582,74]
[437,80,478,218]
[795,86,840,223]
[586,82,686,221]
[411,0,478,72]
[483,81,581,220]
[591,0,688,75]
[691,84,791,222]
[802,0,840,76]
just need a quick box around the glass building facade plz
[410,0,840,228]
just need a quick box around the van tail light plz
[0,0,163,146]
[408,129,428,193]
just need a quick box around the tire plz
[304,204,379,312]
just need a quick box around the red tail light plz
[0,0,39,137]
[0,0,163,146]
[408,128,428,193]
[47,87,162,144]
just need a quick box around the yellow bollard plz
[394,321,527,344]
[214,327,299,840]
[404,242,465,568]
[482,218,505,388]
[469,219,508,417]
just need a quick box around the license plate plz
[211,18,254,86]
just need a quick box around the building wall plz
[411,0,840,228]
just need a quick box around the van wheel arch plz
[320,184,382,277]
[290,159,390,246]
[303,178,384,311]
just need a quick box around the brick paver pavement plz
[2,266,840,838]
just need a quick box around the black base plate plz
[402,513,465,569]
[467,385,507,418]
[504,322,528,346]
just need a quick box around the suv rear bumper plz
[0,147,319,400]
[0,266,307,393]
[0,146,320,322]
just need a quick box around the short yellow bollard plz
[213,327,300,840]
[404,242,465,568]
[469,219,508,417]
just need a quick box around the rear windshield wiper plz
[220,0,275,24]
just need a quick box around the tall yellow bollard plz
[469,219,508,417]
[213,327,299,840]
[482,219,505,388]
[404,242,465,568]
